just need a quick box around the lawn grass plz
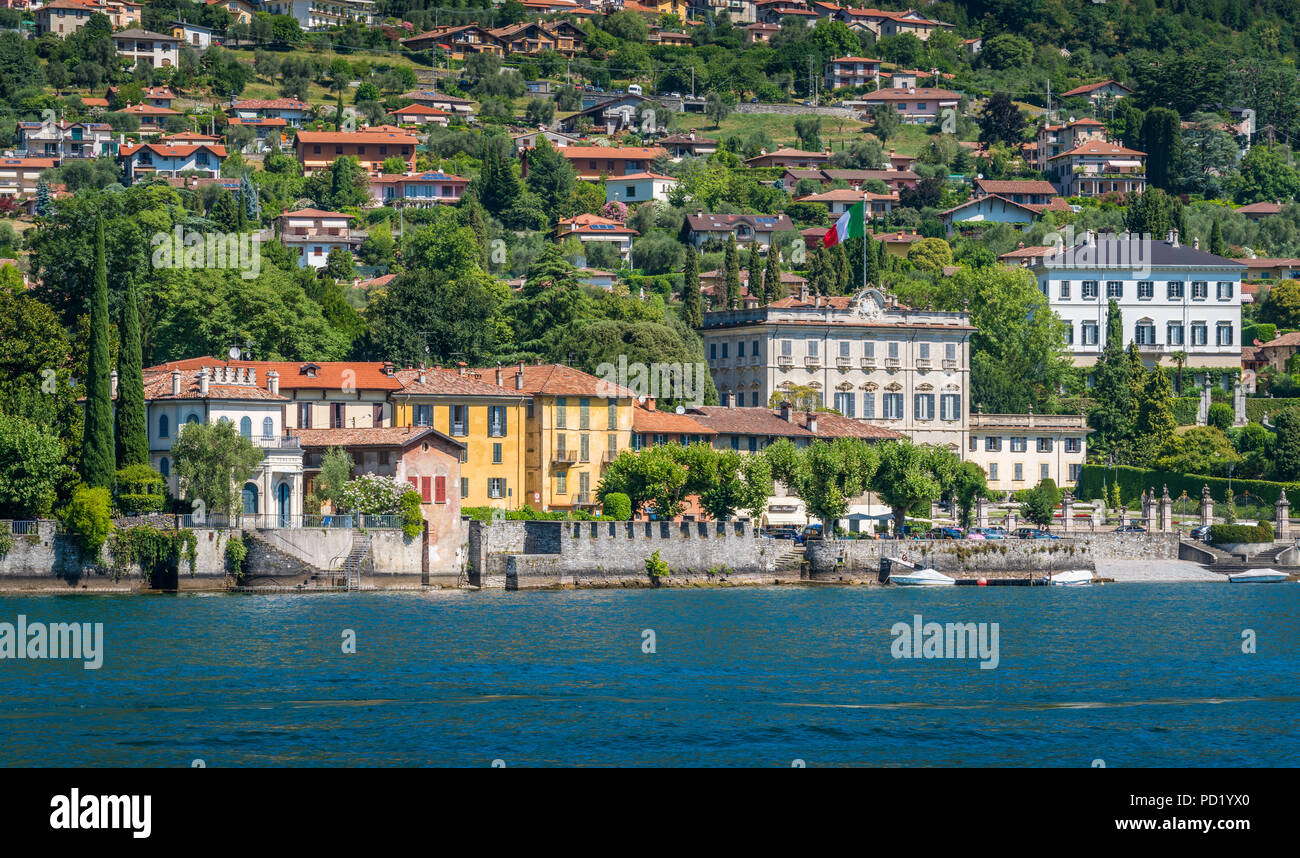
[673,111,869,152]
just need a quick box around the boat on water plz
[890,567,956,586]
[1051,569,1094,587]
[1227,568,1291,584]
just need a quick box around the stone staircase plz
[242,530,339,588]
[774,543,805,576]
[1185,539,1297,573]
[340,531,371,591]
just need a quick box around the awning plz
[1106,159,1141,168]
[763,510,809,527]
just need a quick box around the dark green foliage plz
[114,277,147,468]
[1208,522,1274,544]
[80,218,114,489]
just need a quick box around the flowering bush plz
[601,200,628,222]
[335,474,409,515]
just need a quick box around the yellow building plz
[509,364,635,512]
[393,367,529,510]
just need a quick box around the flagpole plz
[862,192,868,291]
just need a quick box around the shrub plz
[110,525,198,583]
[60,485,113,559]
[645,549,670,578]
[1207,402,1233,431]
[400,489,424,539]
[224,536,247,581]
[1209,522,1274,544]
[602,492,632,521]
[113,464,165,515]
[0,530,12,559]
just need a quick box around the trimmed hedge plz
[1209,522,1274,544]
[1076,464,1299,507]
[1172,397,1199,425]
[1244,322,1277,344]
[1245,398,1300,425]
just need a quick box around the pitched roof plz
[1262,332,1300,348]
[140,369,287,402]
[974,179,1059,196]
[560,145,669,159]
[291,426,463,450]
[744,147,829,164]
[684,212,797,232]
[282,208,353,219]
[369,171,468,185]
[1237,202,1284,216]
[122,104,182,116]
[1034,237,1247,270]
[1059,79,1133,97]
[395,367,534,397]
[295,129,419,145]
[147,357,403,391]
[686,406,903,441]
[113,29,180,41]
[795,189,897,203]
[231,98,310,110]
[469,364,637,398]
[632,405,717,435]
[389,103,451,115]
[861,87,962,101]
[120,142,228,158]
[1049,139,1146,159]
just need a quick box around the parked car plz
[1015,527,1059,539]
[767,527,801,542]
[1030,530,1060,539]
[928,526,964,539]
[1190,525,1211,541]
[1115,524,1147,533]
[969,527,1003,540]
[802,524,824,541]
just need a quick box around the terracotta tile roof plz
[1049,140,1146,159]
[231,98,310,111]
[0,157,56,168]
[1237,202,1284,216]
[395,367,533,397]
[141,369,287,401]
[282,208,353,219]
[632,406,717,435]
[1059,79,1133,97]
[796,189,897,203]
[122,104,182,116]
[369,171,468,185]
[975,179,1059,196]
[659,134,717,145]
[291,426,462,449]
[684,212,797,232]
[1262,332,1300,348]
[227,117,287,126]
[560,146,669,159]
[147,357,403,391]
[687,406,903,440]
[119,142,228,158]
[466,363,637,398]
[862,87,962,101]
[999,244,1055,260]
[389,104,451,116]
[617,171,677,181]
[356,273,396,290]
[744,147,829,164]
[294,129,419,145]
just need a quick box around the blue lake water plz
[1,584,1297,767]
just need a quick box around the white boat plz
[1228,568,1290,584]
[1051,569,1094,587]
[890,567,956,586]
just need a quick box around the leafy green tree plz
[524,137,575,223]
[724,233,741,309]
[762,245,782,305]
[869,103,900,143]
[0,413,65,518]
[171,420,263,518]
[598,445,689,518]
[978,93,1028,146]
[1155,426,1239,474]
[81,218,114,489]
[1018,478,1062,530]
[1230,145,1300,205]
[679,443,773,521]
[1124,188,1184,238]
[871,441,945,535]
[60,484,113,558]
[951,461,992,528]
[747,244,763,303]
[681,246,702,328]
[794,116,822,151]
[1207,401,1233,432]
[704,90,732,128]
[1089,299,1134,457]
[1141,107,1183,190]
[317,446,354,509]
[906,238,952,275]
[325,247,355,281]
[981,34,1033,69]
[114,277,147,468]
[1273,407,1300,481]
[1136,365,1177,459]
[1259,279,1300,328]
[765,437,879,535]
[1209,219,1226,256]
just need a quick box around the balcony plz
[916,358,931,369]
[804,356,822,368]
[884,358,901,369]
[573,492,593,506]
[777,355,794,367]
[750,354,763,365]
[552,449,578,464]
[942,359,958,369]
[836,356,853,368]
[860,357,877,370]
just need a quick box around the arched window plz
[186,413,200,425]
[159,458,170,477]
[159,414,169,438]
[262,417,274,439]
[239,416,252,439]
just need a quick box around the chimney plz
[645,396,656,411]
[267,370,279,396]
[110,370,118,400]
[780,400,792,422]
[418,370,427,385]
[799,282,809,302]
[382,361,394,376]
[198,367,210,396]
[457,362,467,375]
[1017,240,1025,249]
[1171,229,1180,247]
[495,365,503,387]
[1193,236,1200,250]
[516,362,525,390]
[696,208,703,217]
[170,369,182,396]
[806,411,818,434]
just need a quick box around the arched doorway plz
[242,482,259,517]
[277,482,290,527]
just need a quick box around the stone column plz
[1234,378,1247,427]
[1196,376,1211,426]
[1160,485,1173,533]
[1276,489,1290,541]
[1005,506,1017,532]
[975,496,988,529]
[1200,485,1214,527]
[1061,489,1074,533]
[1145,488,1159,530]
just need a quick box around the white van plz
[627,84,642,95]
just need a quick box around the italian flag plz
[823,199,866,248]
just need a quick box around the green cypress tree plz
[747,244,763,303]
[80,217,115,489]
[35,177,51,217]
[1126,342,1145,429]
[806,244,826,297]
[863,232,880,288]
[764,244,782,300]
[682,246,702,327]
[1210,219,1226,256]
[724,233,741,309]
[1089,299,1133,458]
[459,190,491,269]
[835,242,851,292]
[114,276,147,468]
[1137,365,1177,459]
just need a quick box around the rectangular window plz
[985,436,1001,452]
[556,397,567,429]
[1010,437,1027,453]
[748,436,758,452]
[883,393,903,419]
[919,343,930,360]
[1167,281,1184,299]
[1014,463,1024,481]
[1191,281,1208,300]
[1040,463,1050,481]
[461,477,469,499]
[1167,323,1184,345]
[710,343,717,360]
[940,394,961,421]
[450,405,467,436]
[1216,323,1234,346]
[297,402,312,429]
[721,342,729,359]
[807,339,819,357]
[862,392,875,418]
[738,340,746,358]
[579,398,590,429]
[488,478,505,499]
[888,342,899,359]
[752,339,759,358]
[1065,438,1081,454]
[1058,281,1070,299]
[608,401,618,430]
[781,340,792,356]
[989,463,998,481]
[863,342,875,358]
[1037,437,1053,453]
[1217,281,1234,300]
[434,475,447,504]
[608,433,617,456]
[1191,323,1208,346]
[839,340,850,357]
[487,405,506,437]
[1064,323,1074,346]
[1082,281,1098,299]
[1081,323,1099,346]
[492,443,502,464]
[1069,463,1081,481]
[580,433,590,462]
[914,393,934,421]
[1135,323,1155,345]
[1137,281,1153,299]
[419,476,432,503]
[413,404,431,427]
[372,403,384,426]
[945,343,956,361]
[1107,281,1124,299]
[834,392,855,417]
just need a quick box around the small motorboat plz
[890,567,955,586]
[1051,569,1094,587]
[1228,568,1290,584]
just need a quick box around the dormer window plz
[300,363,320,378]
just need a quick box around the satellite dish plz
[675,405,685,414]
[228,346,241,360]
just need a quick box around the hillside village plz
[5,0,1300,574]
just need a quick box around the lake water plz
[1,583,1297,767]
